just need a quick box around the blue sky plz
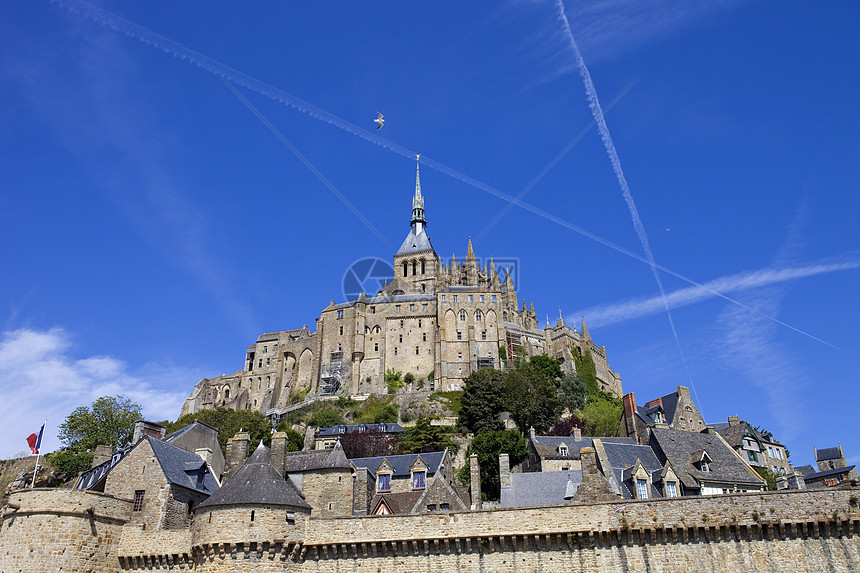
[1,1,858,468]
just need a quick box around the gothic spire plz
[581,316,591,341]
[410,154,426,233]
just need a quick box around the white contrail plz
[556,0,699,409]
[53,0,840,349]
[575,260,860,332]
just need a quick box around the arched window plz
[412,260,417,276]
[503,311,508,321]
[224,388,230,400]
[459,310,466,321]
[475,310,483,322]
[403,261,408,277]
[420,259,426,274]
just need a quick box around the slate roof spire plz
[410,154,426,233]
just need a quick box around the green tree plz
[166,407,272,453]
[45,449,95,477]
[308,406,344,428]
[573,349,598,397]
[460,430,528,501]
[526,354,563,385]
[502,357,564,434]
[353,396,399,424]
[559,373,587,412]
[459,369,505,434]
[399,417,459,454]
[576,398,622,437]
[274,423,305,452]
[385,369,404,394]
[754,466,778,491]
[58,395,143,451]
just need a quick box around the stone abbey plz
[182,160,622,418]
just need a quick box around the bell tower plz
[393,155,439,293]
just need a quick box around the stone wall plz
[0,488,130,573]
[299,468,353,518]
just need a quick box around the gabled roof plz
[803,465,856,482]
[395,228,435,256]
[649,428,764,491]
[530,436,595,459]
[197,444,310,509]
[637,392,679,425]
[500,470,583,508]
[716,421,783,449]
[146,436,220,496]
[600,440,665,499]
[816,446,843,461]
[350,451,446,478]
[282,442,351,473]
[162,420,219,443]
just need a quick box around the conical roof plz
[197,444,310,509]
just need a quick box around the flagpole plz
[30,419,46,489]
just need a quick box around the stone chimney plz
[223,431,251,481]
[569,427,582,441]
[469,454,482,510]
[573,447,618,503]
[499,453,512,490]
[728,416,740,427]
[131,420,166,444]
[91,445,113,469]
[621,392,638,442]
[270,431,288,478]
[352,467,375,516]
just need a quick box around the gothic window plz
[423,304,428,311]
[421,259,426,274]
[413,260,417,276]
[475,310,483,321]
[403,262,408,277]
[459,310,466,321]
[224,388,230,400]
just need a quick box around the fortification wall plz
[0,488,130,573]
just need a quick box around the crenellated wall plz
[0,488,131,573]
[4,487,860,572]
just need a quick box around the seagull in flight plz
[374,112,384,130]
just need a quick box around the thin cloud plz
[574,259,860,329]
[0,328,196,458]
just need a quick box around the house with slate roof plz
[314,422,405,451]
[524,428,595,472]
[599,438,682,500]
[163,420,226,479]
[349,449,468,515]
[100,435,219,530]
[648,427,765,496]
[276,441,354,518]
[795,445,858,489]
[713,416,791,477]
[621,386,706,445]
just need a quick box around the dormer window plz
[412,470,426,489]
[652,411,664,424]
[558,445,568,456]
[637,479,648,499]
[666,481,678,497]
[700,461,710,472]
[378,473,391,492]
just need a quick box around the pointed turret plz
[581,316,591,341]
[395,155,435,259]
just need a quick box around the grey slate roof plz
[146,436,220,496]
[318,423,405,437]
[601,440,665,499]
[198,444,310,509]
[716,422,783,449]
[282,442,351,473]
[796,464,816,477]
[816,446,843,461]
[803,466,856,481]
[649,428,764,491]
[162,420,219,443]
[531,436,594,459]
[636,392,679,425]
[350,451,446,478]
[395,228,435,256]
[500,470,583,508]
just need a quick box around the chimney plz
[91,445,112,469]
[622,393,638,442]
[131,420,166,444]
[223,431,250,481]
[528,427,536,439]
[352,467,375,516]
[728,416,740,427]
[570,427,582,441]
[469,454,482,510]
[499,453,512,490]
[270,431,288,478]
[574,447,618,503]
[677,385,691,399]
[645,397,663,410]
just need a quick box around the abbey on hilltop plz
[182,159,622,418]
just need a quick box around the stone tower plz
[392,155,441,294]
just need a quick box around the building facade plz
[182,161,621,419]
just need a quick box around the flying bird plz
[374,112,384,130]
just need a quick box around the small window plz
[337,310,344,319]
[427,504,436,512]
[423,333,427,342]
[453,295,458,302]
[399,335,403,343]
[339,326,343,336]
[412,470,426,489]
[418,319,422,327]
[400,319,404,328]
[250,510,255,521]
[457,331,462,340]
[396,305,401,313]
[458,353,463,361]
[263,345,267,352]
[637,480,648,499]
[378,473,391,492]
[492,295,497,302]
[748,450,758,462]
[440,503,450,511]
[258,359,262,368]
[266,357,271,366]
[475,310,482,322]
[480,295,484,302]
[415,346,420,355]
[503,311,508,321]
[410,304,415,312]
[394,347,398,356]
[481,331,487,340]
[700,461,710,472]
[133,490,144,512]
[374,343,379,351]
[370,306,376,314]
[441,295,446,302]
[286,511,295,524]
[422,304,428,311]
[460,310,466,321]
[559,446,568,456]
[468,295,473,302]
[666,482,678,497]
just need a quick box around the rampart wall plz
[3,487,859,572]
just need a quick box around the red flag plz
[26,423,45,454]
